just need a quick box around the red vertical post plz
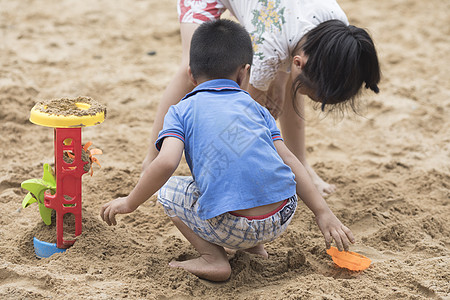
[44,128,88,248]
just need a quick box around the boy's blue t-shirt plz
[156,79,296,220]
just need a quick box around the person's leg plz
[279,78,336,196]
[169,216,232,281]
[142,23,199,171]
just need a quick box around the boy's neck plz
[189,64,250,89]
[195,77,237,86]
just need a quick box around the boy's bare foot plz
[243,244,268,258]
[224,247,237,255]
[224,244,268,258]
[169,255,231,282]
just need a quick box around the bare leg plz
[279,78,336,196]
[142,23,199,171]
[168,216,231,282]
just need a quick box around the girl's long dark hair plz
[292,20,381,113]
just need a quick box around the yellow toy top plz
[30,97,106,128]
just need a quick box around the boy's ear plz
[187,67,197,85]
[237,64,251,88]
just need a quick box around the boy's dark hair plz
[190,19,253,80]
[293,20,381,111]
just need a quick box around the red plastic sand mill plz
[21,97,105,257]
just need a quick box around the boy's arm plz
[100,137,184,226]
[274,140,355,251]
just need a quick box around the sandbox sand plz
[0,0,449,299]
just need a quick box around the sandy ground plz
[0,0,449,299]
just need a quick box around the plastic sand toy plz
[326,246,372,271]
[21,97,106,258]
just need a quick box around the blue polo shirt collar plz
[181,79,249,101]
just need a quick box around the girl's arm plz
[100,137,184,226]
[247,71,289,119]
[274,140,355,251]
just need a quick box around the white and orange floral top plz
[221,0,348,91]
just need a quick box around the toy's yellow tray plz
[30,97,106,128]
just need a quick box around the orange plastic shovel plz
[326,246,371,271]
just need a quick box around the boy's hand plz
[100,137,184,227]
[100,197,136,226]
[315,210,355,251]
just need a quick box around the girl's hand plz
[100,197,136,226]
[315,210,355,251]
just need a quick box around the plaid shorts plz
[158,176,297,250]
[178,0,226,24]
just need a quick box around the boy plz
[100,19,354,282]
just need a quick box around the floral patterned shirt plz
[221,0,348,91]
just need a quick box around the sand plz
[0,0,449,299]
